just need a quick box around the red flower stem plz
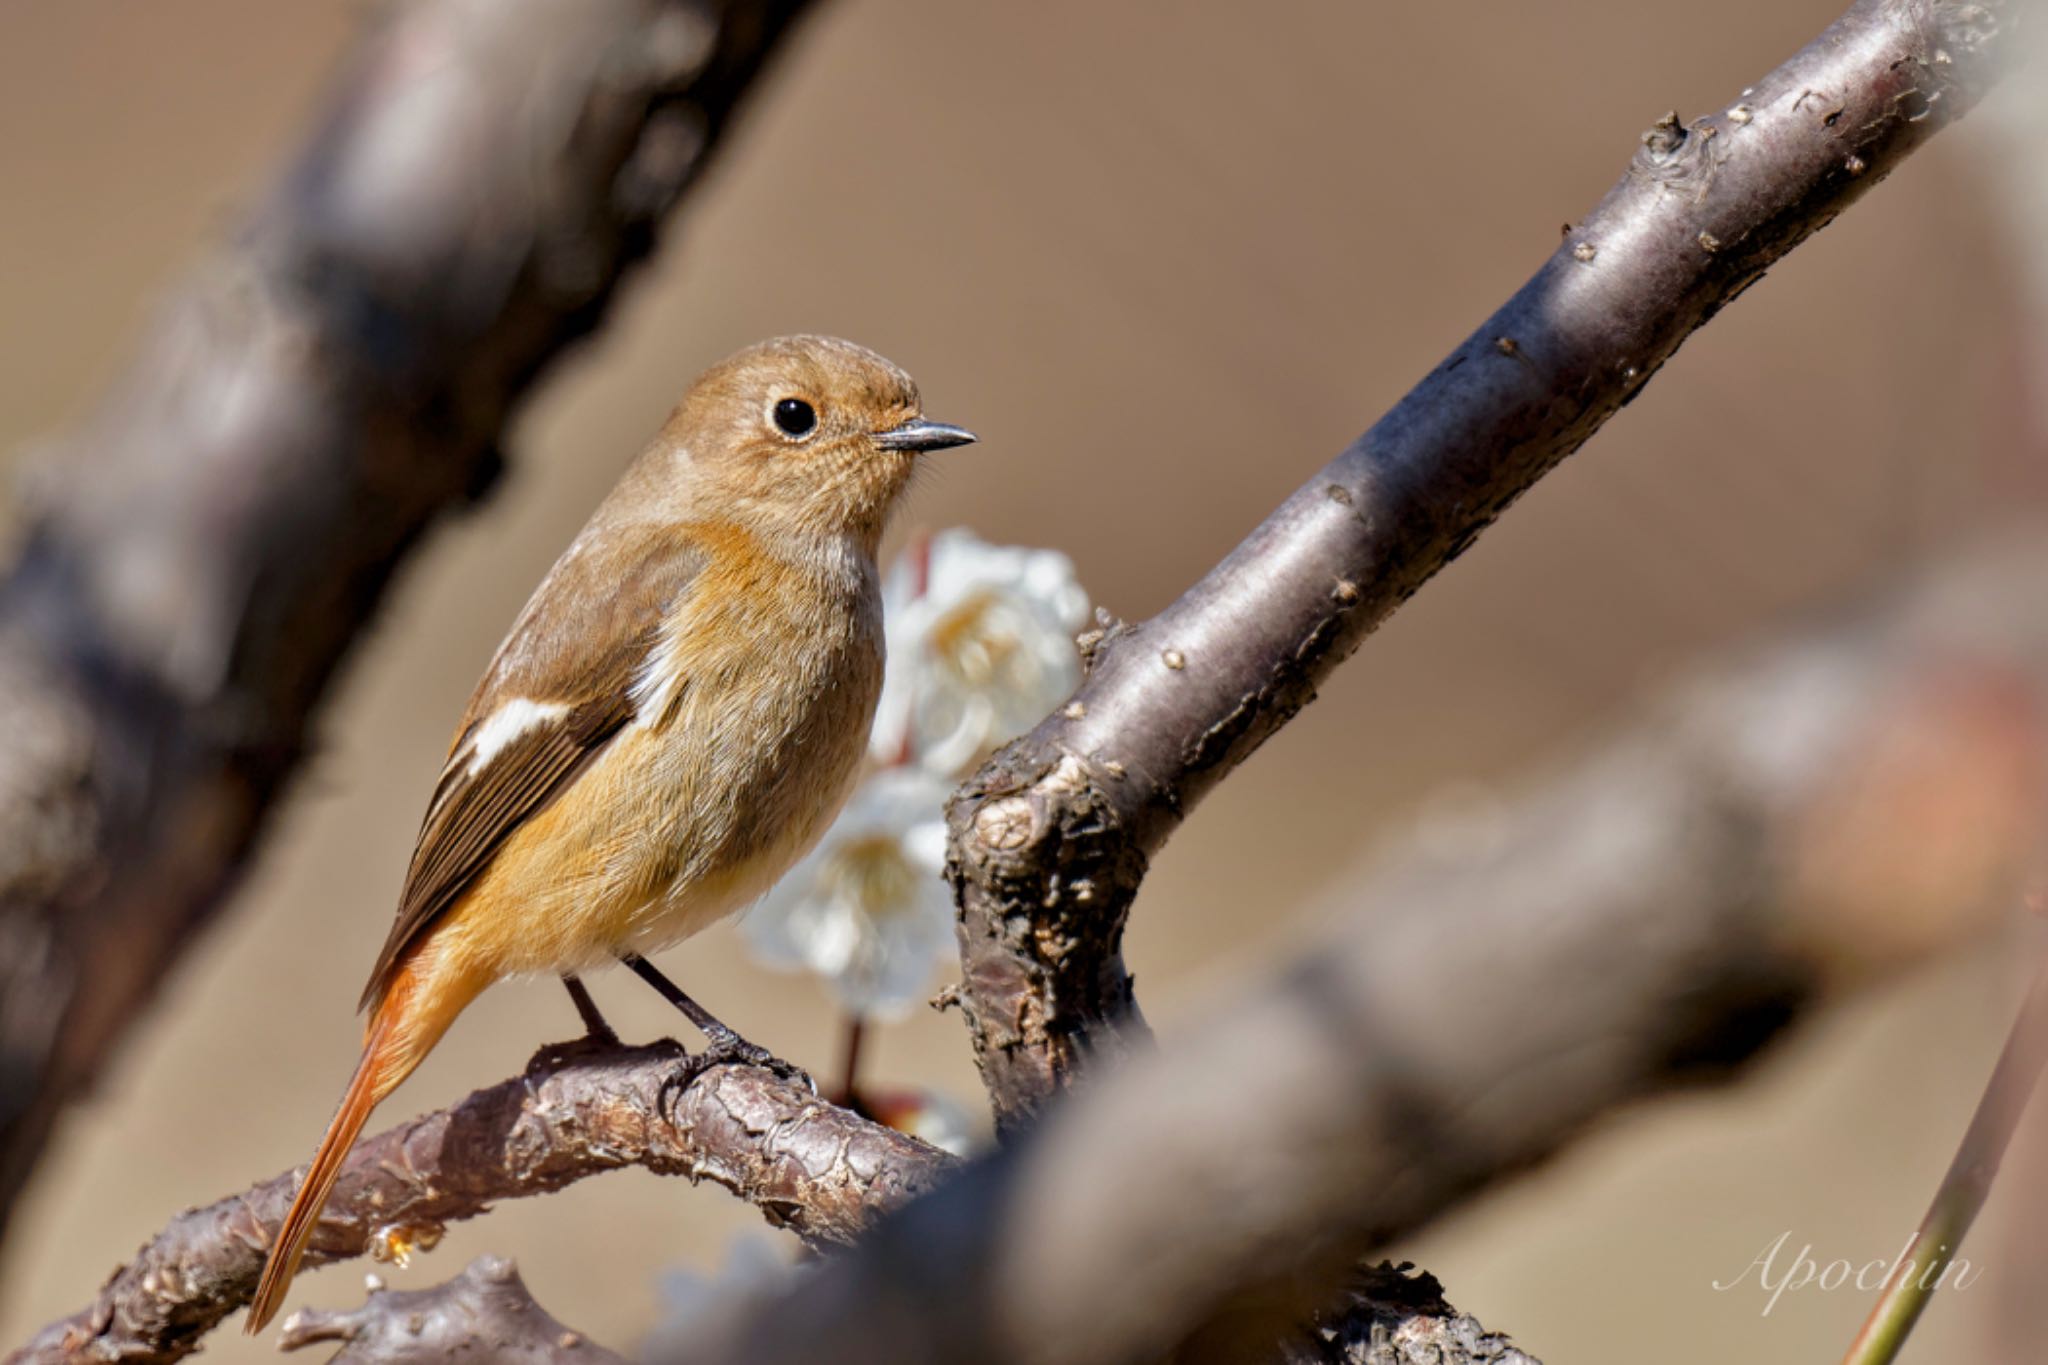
[834,1014,868,1109]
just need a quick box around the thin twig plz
[1840,932,2048,1365]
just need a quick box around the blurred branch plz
[947,0,2018,1132]
[319,1258,1537,1365]
[275,1257,627,1363]
[0,0,814,1238]
[11,1042,953,1364]
[675,532,2048,1365]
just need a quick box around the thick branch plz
[11,1043,953,1364]
[0,0,813,1235]
[674,539,2048,1365]
[947,0,2018,1129]
[325,1257,1537,1365]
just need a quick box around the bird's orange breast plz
[422,527,883,983]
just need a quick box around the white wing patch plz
[630,616,690,724]
[466,697,571,774]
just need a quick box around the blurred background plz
[2,1,2043,1361]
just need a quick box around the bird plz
[245,335,975,1333]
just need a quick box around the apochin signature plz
[1713,1231,1982,1315]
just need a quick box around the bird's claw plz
[694,1030,814,1090]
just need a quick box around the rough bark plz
[10,1043,951,1364]
[0,0,814,1239]
[1275,1265,1543,1365]
[947,0,2019,1132]
[276,1257,628,1363]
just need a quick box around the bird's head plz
[660,335,975,549]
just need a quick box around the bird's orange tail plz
[245,957,478,1334]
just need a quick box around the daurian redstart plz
[246,335,974,1331]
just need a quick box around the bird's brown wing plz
[358,533,706,1011]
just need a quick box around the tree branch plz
[1275,1264,1542,1365]
[324,1257,1540,1365]
[667,536,2048,1365]
[275,1257,628,1363]
[11,1043,953,1365]
[947,0,2018,1132]
[0,0,814,1238]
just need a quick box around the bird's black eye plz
[772,397,817,438]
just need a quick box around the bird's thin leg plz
[561,974,618,1045]
[618,953,789,1075]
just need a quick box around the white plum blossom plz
[745,530,1091,1026]
[870,529,1091,775]
[741,767,955,1018]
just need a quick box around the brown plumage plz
[246,336,975,1333]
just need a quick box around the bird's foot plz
[613,953,811,1088]
[694,1025,814,1090]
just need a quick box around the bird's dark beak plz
[873,417,977,453]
